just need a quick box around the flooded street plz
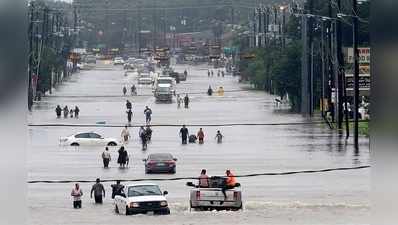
[28,62,370,225]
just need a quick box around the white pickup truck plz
[114,183,170,215]
[186,177,242,211]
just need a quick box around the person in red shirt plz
[197,128,205,144]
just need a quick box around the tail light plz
[166,160,175,166]
[196,191,201,200]
[233,191,238,200]
[148,161,156,166]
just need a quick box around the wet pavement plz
[28,61,370,225]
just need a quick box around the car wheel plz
[145,169,150,174]
[107,142,117,146]
[115,205,119,214]
[70,143,80,146]
[171,168,176,174]
[125,206,130,216]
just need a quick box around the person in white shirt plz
[101,147,111,168]
[71,183,83,209]
[121,126,130,145]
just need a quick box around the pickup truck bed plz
[189,187,242,211]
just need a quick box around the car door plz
[74,133,90,145]
[88,133,102,145]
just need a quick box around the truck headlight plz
[160,201,168,207]
[129,202,140,208]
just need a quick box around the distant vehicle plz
[113,57,125,65]
[170,72,187,81]
[138,77,153,85]
[59,132,118,146]
[186,176,242,211]
[143,153,177,174]
[154,84,173,103]
[162,67,174,76]
[124,70,136,77]
[154,77,175,87]
[85,55,96,64]
[114,183,170,215]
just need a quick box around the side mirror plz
[142,159,147,162]
[173,158,178,161]
[163,191,168,195]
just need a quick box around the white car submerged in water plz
[114,183,170,215]
[59,132,118,146]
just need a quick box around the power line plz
[27,165,370,184]
[28,120,369,128]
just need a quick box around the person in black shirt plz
[179,125,189,144]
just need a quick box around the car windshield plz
[158,79,172,84]
[149,154,173,161]
[157,87,170,92]
[127,185,162,197]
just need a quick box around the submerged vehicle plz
[186,176,242,211]
[114,183,170,215]
[154,84,173,103]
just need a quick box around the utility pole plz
[253,8,257,47]
[336,0,344,130]
[258,7,262,47]
[281,6,286,49]
[352,0,360,151]
[263,6,267,46]
[327,0,334,122]
[321,21,325,118]
[28,2,34,111]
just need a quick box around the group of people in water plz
[70,168,237,209]
[179,125,224,145]
[123,84,137,96]
[71,179,125,209]
[207,69,225,77]
[55,105,80,119]
[125,100,153,125]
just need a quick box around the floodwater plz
[28,61,370,225]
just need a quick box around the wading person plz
[117,146,128,168]
[90,178,106,204]
[179,125,189,144]
[131,84,137,96]
[126,109,133,124]
[74,106,80,118]
[207,85,213,96]
[122,86,127,96]
[184,94,190,108]
[197,128,205,144]
[71,183,83,209]
[139,126,147,150]
[55,105,62,118]
[69,108,74,118]
[111,180,125,199]
[121,126,130,145]
[63,106,69,118]
[145,125,153,142]
[215,130,224,143]
[144,106,152,125]
[176,94,182,108]
[102,147,111,168]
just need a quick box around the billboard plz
[346,47,370,64]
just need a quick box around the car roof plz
[148,153,173,159]
[125,183,158,187]
[157,77,173,80]
[158,83,171,87]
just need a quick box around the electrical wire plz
[27,165,370,184]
